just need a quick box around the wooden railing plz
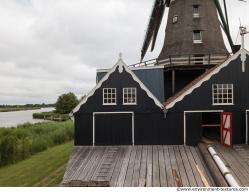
[129,54,229,68]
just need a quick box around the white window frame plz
[212,84,234,105]
[123,87,137,105]
[193,30,202,44]
[103,88,117,105]
[172,15,178,24]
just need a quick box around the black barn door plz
[95,113,132,145]
[186,113,202,146]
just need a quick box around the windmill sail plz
[141,0,167,61]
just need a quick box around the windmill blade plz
[151,4,166,52]
[214,0,235,52]
[141,0,166,61]
[223,0,229,32]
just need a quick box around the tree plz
[55,92,78,114]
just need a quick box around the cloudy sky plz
[0,0,248,105]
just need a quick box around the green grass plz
[0,141,73,187]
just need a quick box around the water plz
[0,107,55,128]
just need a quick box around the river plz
[0,107,54,128]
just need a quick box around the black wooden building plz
[72,57,168,145]
[72,49,249,146]
[164,49,249,146]
[71,0,249,147]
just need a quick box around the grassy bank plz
[0,141,73,187]
[33,112,70,121]
[0,107,41,112]
[0,121,74,167]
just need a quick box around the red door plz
[221,112,232,148]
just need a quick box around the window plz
[193,5,200,18]
[193,30,202,43]
[103,88,116,105]
[170,0,175,5]
[123,88,137,105]
[172,15,178,24]
[212,84,234,105]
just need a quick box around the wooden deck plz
[61,145,215,187]
[213,144,249,187]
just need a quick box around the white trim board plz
[183,110,223,145]
[71,57,164,115]
[92,112,134,146]
[246,110,249,144]
[166,48,249,110]
[97,65,164,73]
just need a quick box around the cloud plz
[0,0,248,104]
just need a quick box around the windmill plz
[141,0,246,62]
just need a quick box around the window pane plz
[212,84,233,105]
[193,31,201,40]
[103,88,116,104]
[123,88,136,104]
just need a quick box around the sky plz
[0,0,248,105]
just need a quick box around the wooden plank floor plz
[62,145,215,187]
[213,144,249,187]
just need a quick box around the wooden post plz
[208,54,211,65]
[172,70,175,95]
[169,56,172,66]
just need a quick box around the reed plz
[0,121,74,167]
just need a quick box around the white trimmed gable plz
[71,56,164,115]
[165,48,249,110]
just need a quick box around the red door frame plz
[221,112,232,148]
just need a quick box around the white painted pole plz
[241,29,244,50]
[240,26,249,50]
[208,146,240,187]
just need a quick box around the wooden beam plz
[172,70,175,95]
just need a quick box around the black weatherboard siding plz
[166,51,249,145]
[97,67,165,102]
[74,61,183,146]
[74,50,249,146]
